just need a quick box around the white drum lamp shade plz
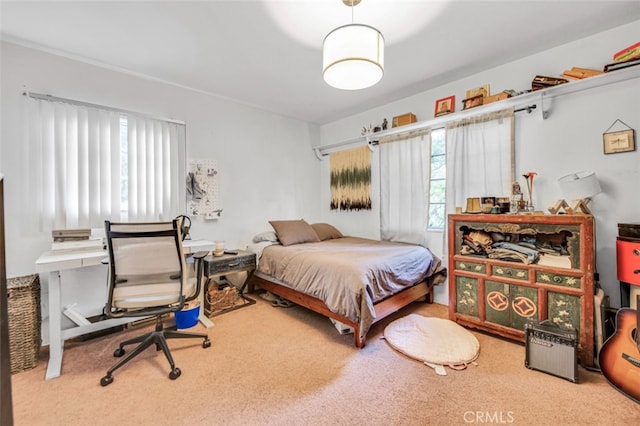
[558,171,601,201]
[555,171,602,214]
[323,24,384,90]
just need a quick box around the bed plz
[247,220,447,348]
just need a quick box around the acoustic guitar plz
[599,304,640,403]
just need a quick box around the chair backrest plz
[104,218,190,318]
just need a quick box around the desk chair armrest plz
[186,251,209,303]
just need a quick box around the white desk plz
[35,239,214,380]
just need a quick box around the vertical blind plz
[26,94,186,231]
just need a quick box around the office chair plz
[100,218,211,386]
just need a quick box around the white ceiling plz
[2,1,640,125]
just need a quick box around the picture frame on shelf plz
[434,96,455,117]
[466,84,490,99]
[603,129,635,154]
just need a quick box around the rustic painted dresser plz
[448,214,595,367]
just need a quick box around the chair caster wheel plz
[100,375,113,386]
[203,339,211,349]
[169,368,181,380]
[113,348,125,357]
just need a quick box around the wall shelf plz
[313,65,640,160]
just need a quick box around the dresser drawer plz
[204,251,256,276]
[617,239,640,285]
[491,265,528,281]
[536,271,581,288]
[455,260,486,274]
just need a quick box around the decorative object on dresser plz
[553,171,602,215]
[521,171,537,212]
[448,214,596,367]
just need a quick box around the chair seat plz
[113,278,197,309]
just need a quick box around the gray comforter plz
[256,237,443,339]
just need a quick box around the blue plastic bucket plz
[175,304,200,329]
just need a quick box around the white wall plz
[1,41,321,276]
[0,41,321,336]
[318,20,640,307]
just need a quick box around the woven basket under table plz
[205,285,240,316]
[7,274,42,374]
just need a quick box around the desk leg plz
[45,270,63,380]
[198,278,214,329]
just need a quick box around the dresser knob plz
[634,249,640,256]
[634,269,640,274]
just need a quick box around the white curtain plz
[445,109,514,216]
[379,129,431,246]
[26,95,185,231]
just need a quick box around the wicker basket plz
[205,285,239,317]
[7,274,42,374]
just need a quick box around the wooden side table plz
[203,250,256,317]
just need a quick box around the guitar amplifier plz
[525,320,578,383]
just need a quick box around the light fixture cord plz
[351,1,354,24]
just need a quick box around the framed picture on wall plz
[434,96,455,117]
[603,129,635,154]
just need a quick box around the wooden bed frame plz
[249,273,443,348]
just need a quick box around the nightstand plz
[203,250,256,317]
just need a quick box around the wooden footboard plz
[249,275,436,348]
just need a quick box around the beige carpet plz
[10,297,640,426]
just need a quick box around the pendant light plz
[323,0,384,90]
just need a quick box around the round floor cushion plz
[384,314,480,374]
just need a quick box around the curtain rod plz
[24,91,186,125]
[314,104,535,159]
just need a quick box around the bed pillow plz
[252,231,279,243]
[311,223,343,241]
[269,219,320,246]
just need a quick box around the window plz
[26,93,186,231]
[428,128,446,230]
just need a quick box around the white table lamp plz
[555,171,601,214]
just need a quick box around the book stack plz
[604,42,640,73]
[562,67,603,80]
[613,41,640,63]
[51,228,104,251]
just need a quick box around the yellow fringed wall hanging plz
[330,146,372,211]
